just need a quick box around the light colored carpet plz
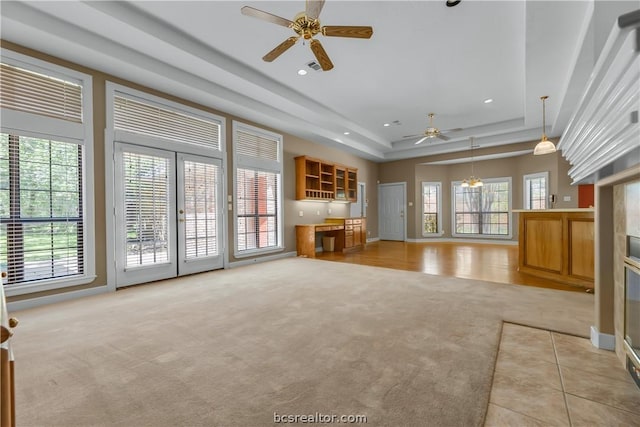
[11,258,593,426]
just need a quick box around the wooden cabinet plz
[325,217,366,250]
[295,156,335,201]
[295,156,357,202]
[516,209,594,288]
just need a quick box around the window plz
[452,178,511,238]
[422,182,442,236]
[0,50,94,294]
[523,172,548,209]
[233,122,283,256]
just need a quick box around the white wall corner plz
[590,325,615,351]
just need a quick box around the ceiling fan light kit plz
[533,95,557,155]
[241,1,373,71]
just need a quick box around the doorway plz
[378,182,406,241]
[114,143,224,287]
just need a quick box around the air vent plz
[306,61,322,71]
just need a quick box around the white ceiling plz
[1,1,636,162]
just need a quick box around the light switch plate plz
[563,196,571,202]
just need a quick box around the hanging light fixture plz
[461,137,483,188]
[533,95,557,155]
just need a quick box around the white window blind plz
[114,95,220,151]
[0,63,83,123]
[1,134,84,284]
[123,151,170,267]
[235,129,279,162]
[183,160,219,259]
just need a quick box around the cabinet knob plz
[8,318,18,328]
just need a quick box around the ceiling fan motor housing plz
[293,12,321,39]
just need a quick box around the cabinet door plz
[334,167,346,200]
[347,169,358,201]
[353,224,362,245]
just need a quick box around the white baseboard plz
[405,237,518,245]
[229,251,297,268]
[590,326,615,351]
[8,285,109,312]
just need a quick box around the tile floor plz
[485,323,640,426]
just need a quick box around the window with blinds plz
[0,52,92,291]
[0,63,83,123]
[233,122,283,255]
[123,152,170,267]
[0,134,83,283]
[183,161,219,259]
[235,129,279,162]
[114,95,221,151]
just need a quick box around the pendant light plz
[533,95,557,155]
[461,137,483,188]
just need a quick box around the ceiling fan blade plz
[241,6,294,28]
[306,0,325,20]
[263,37,298,62]
[414,137,428,145]
[437,134,451,141]
[402,134,422,139]
[322,26,373,39]
[310,39,334,71]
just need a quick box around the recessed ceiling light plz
[334,138,343,143]
[383,123,391,127]
[297,69,308,76]
[343,131,350,135]
[484,98,493,104]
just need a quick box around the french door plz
[114,143,223,287]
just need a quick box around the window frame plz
[232,121,283,258]
[1,49,95,296]
[523,171,549,210]
[451,177,512,240]
[421,182,443,237]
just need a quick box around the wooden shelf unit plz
[295,156,357,202]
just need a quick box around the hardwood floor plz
[315,240,588,293]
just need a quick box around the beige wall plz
[2,40,379,302]
[379,142,577,240]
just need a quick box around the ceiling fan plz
[405,113,460,145]
[241,0,373,71]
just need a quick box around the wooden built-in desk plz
[295,224,345,258]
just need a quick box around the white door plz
[379,183,406,241]
[114,144,223,287]
[177,154,224,275]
